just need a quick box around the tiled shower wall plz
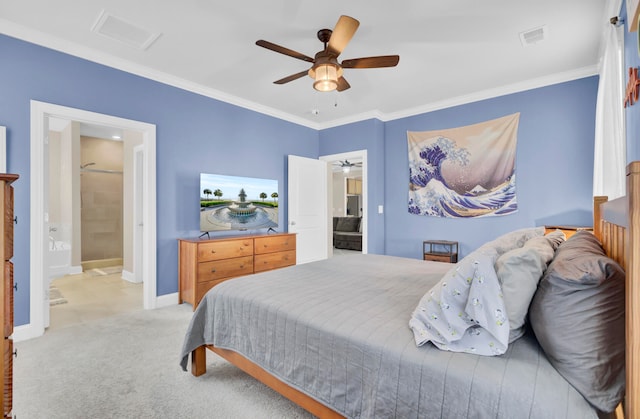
[80,137,123,262]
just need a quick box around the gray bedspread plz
[180,254,597,418]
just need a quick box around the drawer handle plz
[239,264,245,268]
[13,283,17,291]
[13,216,17,224]
[211,250,216,254]
[211,269,216,273]
[12,349,17,358]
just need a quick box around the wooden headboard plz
[594,161,640,419]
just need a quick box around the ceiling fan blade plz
[327,15,360,57]
[274,70,309,84]
[342,55,400,69]
[336,77,351,92]
[256,40,315,63]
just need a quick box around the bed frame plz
[190,161,640,419]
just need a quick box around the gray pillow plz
[529,231,625,413]
[495,231,565,343]
[477,226,544,256]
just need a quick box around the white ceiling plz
[0,1,612,129]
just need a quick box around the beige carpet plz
[14,304,314,418]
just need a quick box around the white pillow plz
[409,247,510,356]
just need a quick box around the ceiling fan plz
[256,15,399,92]
[334,160,362,173]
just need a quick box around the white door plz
[288,155,329,264]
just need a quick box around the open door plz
[288,155,329,264]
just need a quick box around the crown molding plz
[379,65,599,123]
[0,19,319,129]
[2,18,599,132]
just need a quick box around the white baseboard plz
[155,292,179,308]
[121,269,141,283]
[12,323,43,343]
[48,264,83,279]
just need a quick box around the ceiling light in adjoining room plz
[342,165,351,174]
[309,64,342,92]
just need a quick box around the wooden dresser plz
[178,232,296,309]
[0,174,17,418]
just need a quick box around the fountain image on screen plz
[200,173,279,232]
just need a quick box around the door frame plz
[319,150,368,255]
[17,100,157,341]
[132,144,144,285]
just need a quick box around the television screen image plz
[200,173,278,232]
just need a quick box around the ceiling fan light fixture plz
[312,64,341,92]
[342,165,351,174]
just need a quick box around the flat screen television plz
[200,173,279,233]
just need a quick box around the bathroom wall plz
[80,137,124,262]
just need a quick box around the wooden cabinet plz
[0,174,17,419]
[179,233,296,309]
[423,240,458,263]
[346,178,362,195]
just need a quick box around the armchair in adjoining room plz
[333,217,362,251]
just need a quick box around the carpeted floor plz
[14,304,314,418]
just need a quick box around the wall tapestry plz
[408,113,519,218]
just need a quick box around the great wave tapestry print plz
[408,113,520,218]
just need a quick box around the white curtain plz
[593,21,626,199]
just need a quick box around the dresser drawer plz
[197,239,253,262]
[254,235,295,255]
[254,250,296,273]
[2,184,13,262]
[3,263,11,338]
[3,338,11,416]
[197,256,253,282]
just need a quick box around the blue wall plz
[1,33,600,328]
[0,34,318,326]
[320,78,599,260]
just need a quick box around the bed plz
[180,161,640,418]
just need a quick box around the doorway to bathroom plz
[47,123,132,329]
[25,101,157,340]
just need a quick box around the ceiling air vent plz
[519,25,547,47]
[91,10,161,50]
